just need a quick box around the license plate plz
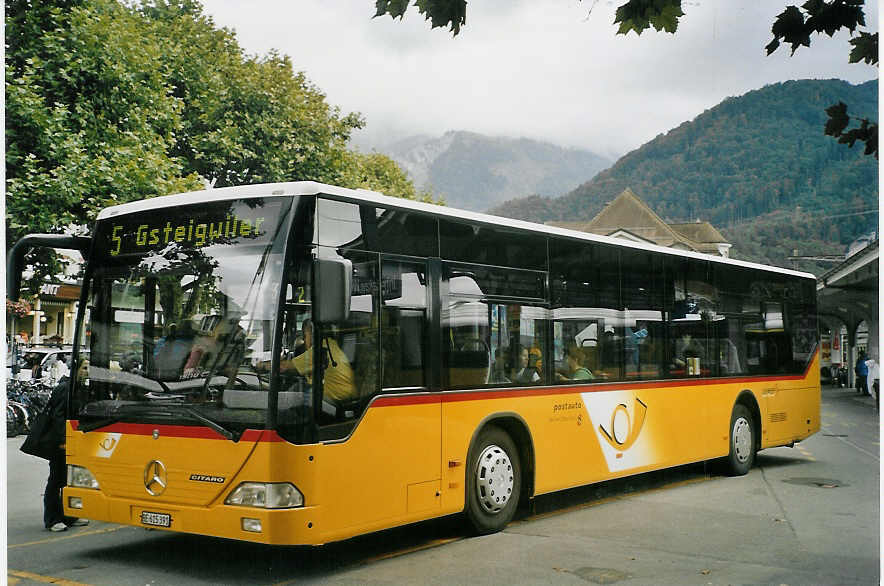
[140,511,171,527]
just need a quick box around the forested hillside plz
[489,79,878,274]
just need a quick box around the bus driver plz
[279,319,356,406]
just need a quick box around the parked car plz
[17,347,76,383]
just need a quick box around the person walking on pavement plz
[855,351,869,395]
[20,367,90,531]
[865,355,879,410]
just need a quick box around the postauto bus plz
[7,182,820,544]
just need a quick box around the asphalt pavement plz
[5,384,880,585]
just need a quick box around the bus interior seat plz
[448,348,491,387]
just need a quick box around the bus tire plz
[727,404,755,476]
[465,425,521,535]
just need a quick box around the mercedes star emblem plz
[144,460,168,496]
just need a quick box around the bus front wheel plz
[727,404,756,476]
[465,425,521,535]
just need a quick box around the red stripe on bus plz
[69,421,283,442]
[69,350,816,439]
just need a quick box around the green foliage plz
[614,0,683,35]
[764,2,878,157]
[7,0,426,292]
[6,0,201,247]
[849,31,878,64]
[136,0,367,187]
[825,101,878,157]
[766,0,867,55]
[375,0,466,35]
[491,79,878,274]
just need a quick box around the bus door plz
[309,198,442,534]
[749,302,793,443]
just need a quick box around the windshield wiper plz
[77,405,241,442]
[179,407,242,442]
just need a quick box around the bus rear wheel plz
[465,426,521,535]
[727,404,756,476]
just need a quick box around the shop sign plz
[39,283,80,300]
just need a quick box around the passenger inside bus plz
[528,346,543,377]
[153,322,196,381]
[512,347,540,383]
[557,345,594,381]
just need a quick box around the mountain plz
[383,131,612,211]
[488,79,878,275]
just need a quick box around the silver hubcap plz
[475,444,514,514]
[732,417,752,463]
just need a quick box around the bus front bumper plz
[63,487,322,545]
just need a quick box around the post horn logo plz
[144,460,168,496]
[598,398,648,452]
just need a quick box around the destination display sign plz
[102,198,286,257]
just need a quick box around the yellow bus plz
[8,181,820,544]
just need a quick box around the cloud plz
[201,0,878,157]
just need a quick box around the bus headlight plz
[225,482,303,508]
[67,465,100,489]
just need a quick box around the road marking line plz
[7,526,126,549]
[361,537,462,564]
[8,569,90,585]
[832,435,880,462]
[270,537,462,585]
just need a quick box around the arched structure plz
[817,240,878,387]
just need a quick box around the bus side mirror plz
[313,257,351,325]
[7,234,91,300]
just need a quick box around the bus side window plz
[550,240,621,382]
[340,254,379,407]
[381,259,429,390]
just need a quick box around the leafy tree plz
[7,0,427,295]
[6,0,202,288]
[374,0,878,157]
[6,0,201,248]
[136,1,367,188]
[764,0,878,158]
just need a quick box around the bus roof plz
[96,181,816,281]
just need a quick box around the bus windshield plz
[73,197,293,439]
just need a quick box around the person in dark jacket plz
[22,374,89,531]
[855,352,869,395]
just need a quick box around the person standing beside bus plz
[865,355,878,407]
[21,364,89,531]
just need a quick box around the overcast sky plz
[199,0,878,159]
